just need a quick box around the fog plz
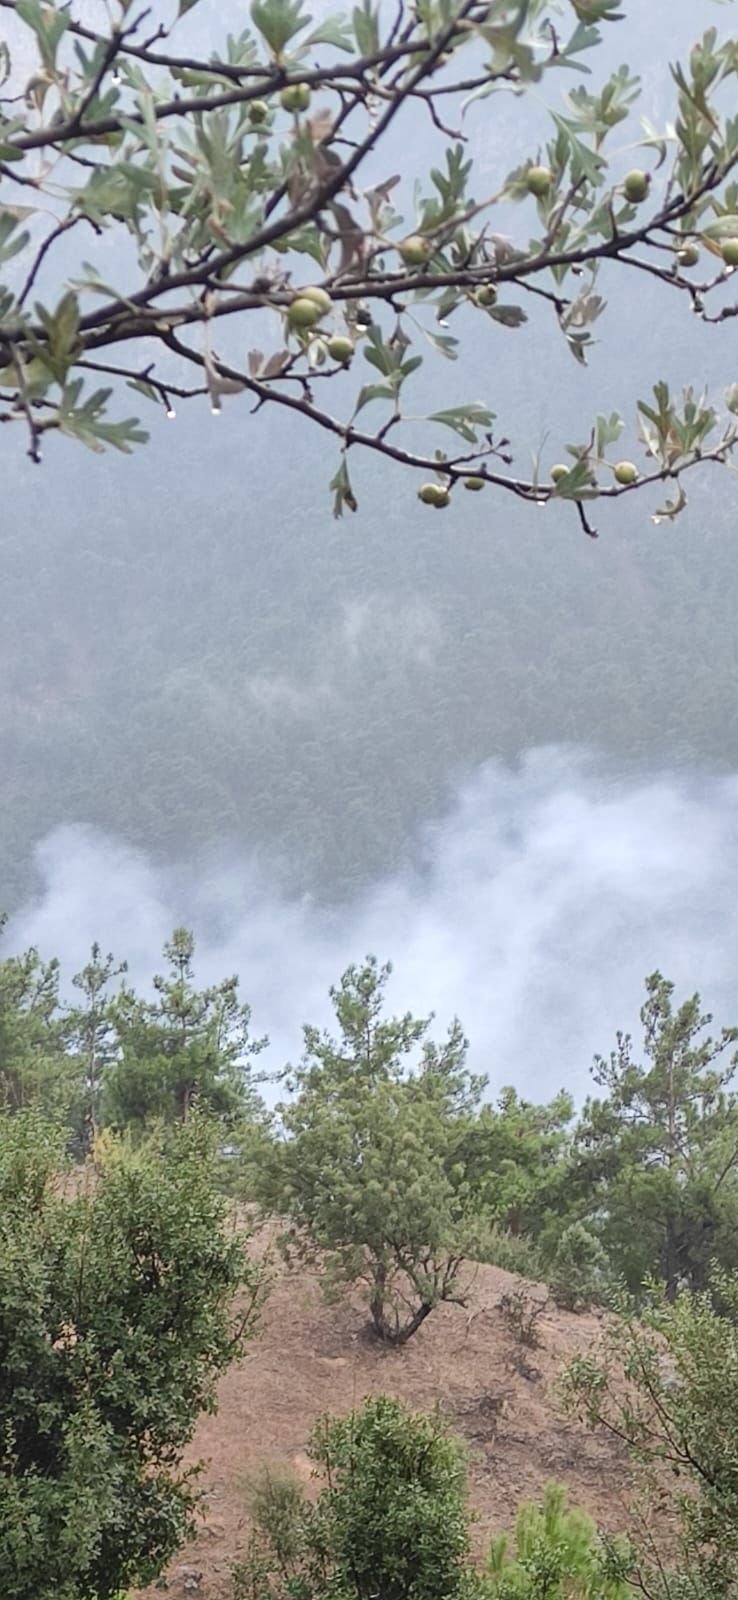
[3,1,738,1108]
[5,746,738,1102]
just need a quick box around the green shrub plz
[480,1227,546,1282]
[548,1223,611,1312]
[234,1395,483,1600]
[487,1482,632,1600]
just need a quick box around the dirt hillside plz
[140,1253,633,1600]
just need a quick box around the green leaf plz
[250,0,311,55]
[355,382,395,412]
[0,211,30,266]
[488,304,528,328]
[428,402,494,442]
[329,456,357,517]
[434,289,465,321]
[362,326,396,376]
[54,380,149,454]
[14,0,69,71]
[651,484,687,524]
[352,0,379,56]
[70,166,151,226]
[416,324,458,360]
[595,411,624,454]
[554,454,599,499]
[302,16,354,51]
[702,215,738,240]
[127,378,161,405]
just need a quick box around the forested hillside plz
[4,939,738,1600]
[4,437,738,913]
[3,0,738,914]
[5,1,738,1597]
[4,932,738,1306]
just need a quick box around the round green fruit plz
[527,165,552,198]
[287,296,323,330]
[399,234,432,267]
[327,335,354,364]
[248,99,269,125]
[721,238,738,267]
[280,82,311,113]
[418,482,449,507]
[676,241,700,267]
[614,459,638,485]
[550,463,570,483]
[623,169,649,204]
[299,286,333,313]
[463,476,485,491]
[474,285,498,307]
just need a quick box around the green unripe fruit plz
[287,296,323,330]
[474,285,498,307]
[614,459,638,485]
[527,165,552,198]
[399,234,432,267]
[280,82,311,113]
[11,358,51,395]
[721,238,738,267]
[550,464,570,483]
[418,482,449,507]
[676,241,700,267]
[299,286,333,313]
[463,476,485,491]
[327,335,355,364]
[623,169,649,204]
[248,100,269,124]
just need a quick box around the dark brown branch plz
[17,214,95,310]
[162,329,736,507]
[49,163,738,351]
[17,0,485,340]
[164,328,543,491]
[60,25,128,144]
[75,357,206,405]
[0,0,428,85]
[5,22,489,155]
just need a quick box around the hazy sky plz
[3,0,738,1105]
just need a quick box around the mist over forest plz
[2,0,737,1087]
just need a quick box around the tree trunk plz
[390,1300,433,1345]
[369,1263,389,1340]
[369,1265,433,1345]
[663,1216,681,1302]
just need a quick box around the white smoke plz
[4,747,738,1105]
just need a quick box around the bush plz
[548,1224,611,1312]
[263,959,483,1344]
[245,1465,306,1573]
[233,1395,483,1600]
[487,1483,632,1600]
[481,1227,546,1282]
[498,1287,549,1349]
[0,1110,265,1600]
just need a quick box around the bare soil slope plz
[140,1256,632,1600]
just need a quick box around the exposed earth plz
[139,1244,634,1600]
